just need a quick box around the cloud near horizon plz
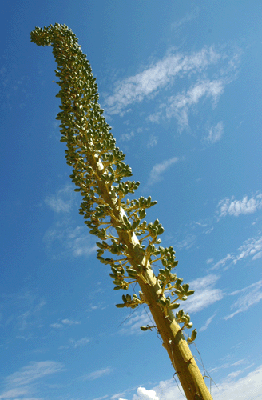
[122,364,262,400]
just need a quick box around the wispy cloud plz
[69,337,90,348]
[104,45,239,134]
[17,296,46,332]
[236,236,262,262]
[224,279,262,320]
[82,367,112,381]
[119,309,152,335]
[120,131,134,141]
[165,79,224,128]
[43,222,97,258]
[199,313,216,332]
[183,274,223,313]
[217,193,262,218]
[45,184,76,213]
[120,275,222,335]
[105,47,222,115]
[171,8,199,31]
[175,233,197,250]
[211,254,233,270]
[50,318,80,329]
[93,395,109,400]
[211,235,262,270]
[0,291,46,337]
[206,121,224,143]
[147,157,179,186]
[147,135,158,148]
[61,318,80,326]
[0,361,63,399]
[142,364,262,400]
[209,358,247,374]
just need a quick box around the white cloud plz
[0,387,33,399]
[217,193,262,218]
[206,121,224,143]
[105,47,222,115]
[147,112,162,123]
[171,8,199,31]
[199,314,216,332]
[148,157,179,186]
[211,254,233,270]
[69,337,90,348]
[211,365,262,399]
[17,298,46,332]
[1,291,47,334]
[50,318,80,329]
[82,367,112,381]
[132,365,262,400]
[111,393,128,400]
[120,275,222,335]
[183,274,223,314]
[175,233,196,250]
[211,235,262,271]
[120,131,134,141]
[234,236,262,264]
[5,362,63,387]
[43,222,97,258]
[147,135,158,148]
[0,361,63,399]
[166,79,224,128]
[104,44,239,136]
[61,318,80,325]
[133,387,159,400]
[252,251,262,260]
[45,184,76,213]
[119,309,152,335]
[225,279,262,320]
[50,322,63,329]
[93,396,109,400]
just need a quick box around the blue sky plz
[1,1,262,399]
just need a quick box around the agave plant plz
[30,23,213,400]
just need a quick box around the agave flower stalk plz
[31,23,213,400]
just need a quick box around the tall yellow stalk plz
[31,23,213,400]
